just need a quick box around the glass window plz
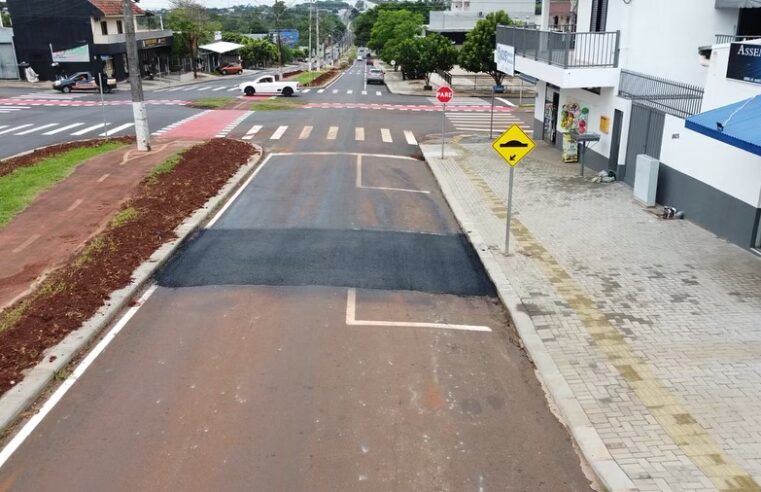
[117,21,123,34]
[100,21,108,36]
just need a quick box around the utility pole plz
[308,1,312,71]
[274,1,284,80]
[123,0,150,151]
[316,6,320,71]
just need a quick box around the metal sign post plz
[491,124,537,255]
[441,103,446,158]
[489,89,495,139]
[436,86,453,159]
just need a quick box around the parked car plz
[217,62,243,75]
[367,68,385,85]
[52,72,116,94]
[239,75,299,96]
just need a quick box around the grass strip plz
[292,71,324,85]
[145,152,183,185]
[188,96,235,109]
[249,98,305,111]
[0,141,126,228]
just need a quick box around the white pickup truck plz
[239,75,299,97]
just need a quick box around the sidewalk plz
[420,141,761,491]
[0,139,195,312]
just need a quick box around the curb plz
[0,137,133,163]
[419,145,637,492]
[0,145,264,434]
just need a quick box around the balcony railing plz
[619,70,704,119]
[497,25,620,69]
[715,34,761,44]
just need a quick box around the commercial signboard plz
[50,44,90,63]
[494,43,515,76]
[727,42,761,85]
[269,29,300,48]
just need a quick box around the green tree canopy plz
[418,33,458,85]
[458,10,512,85]
[368,10,423,55]
[168,0,221,77]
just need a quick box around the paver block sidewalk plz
[0,139,195,312]
[421,142,761,491]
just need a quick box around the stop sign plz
[436,86,453,103]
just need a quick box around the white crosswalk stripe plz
[317,89,325,94]
[0,124,33,135]
[197,86,212,92]
[347,90,353,94]
[361,90,367,95]
[0,125,7,131]
[332,89,338,94]
[0,105,31,114]
[72,122,109,136]
[15,123,58,135]
[327,126,338,140]
[212,86,227,92]
[376,91,382,96]
[381,128,392,143]
[355,127,364,141]
[100,123,134,136]
[446,112,530,133]
[242,124,262,140]
[404,130,417,145]
[271,125,288,140]
[299,126,312,139]
[227,87,239,92]
[11,93,83,100]
[301,88,311,94]
[43,122,85,135]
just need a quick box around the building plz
[497,0,761,250]
[0,27,18,79]
[428,0,538,44]
[8,0,173,81]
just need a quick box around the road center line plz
[345,289,491,332]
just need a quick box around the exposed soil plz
[0,137,135,178]
[0,138,259,396]
[306,69,340,87]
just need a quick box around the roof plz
[685,95,761,157]
[88,0,144,16]
[199,41,245,54]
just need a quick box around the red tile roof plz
[88,0,144,16]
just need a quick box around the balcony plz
[496,25,621,88]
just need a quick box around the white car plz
[239,75,299,97]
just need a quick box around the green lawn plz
[292,71,324,85]
[250,99,306,111]
[188,96,235,109]
[0,142,126,227]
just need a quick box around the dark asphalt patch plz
[157,228,496,297]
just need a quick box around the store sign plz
[727,42,761,85]
[494,43,515,76]
[140,38,168,49]
[50,44,90,63]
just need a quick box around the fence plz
[715,34,761,44]
[496,25,620,68]
[618,69,704,119]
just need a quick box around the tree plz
[368,10,423,54]
[240,39,279,68]
[168,0,221,78]
[458,11,512,85]
[395,38,422,80]
[418,33,458,88]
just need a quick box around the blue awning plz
[685,96,761,157]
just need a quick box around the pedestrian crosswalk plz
[0,120,136,138]
[151,84,385,97]
[0,105,31,114]
[239,124,419,145]
[10,93,85,100]
[446,112,532,133]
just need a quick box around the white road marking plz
[197,86,212,91]
[274,151,419,160]
[301,88,311,94]
[354,154,429,194]
[0,125,7,131]
[332,89,339,94]
[97,173,110,183]
[206,154,274,229]
[227,87,239,92]
[497,97,517,107]
[317,89,325,94]
[327,126,339,140]
[43,122,84,135]
[182,86,197,92]
[0,285,158,469]
[270,125,288,140]
[347,90,353,94]
[0,124,33,135]
[355,127,365,141]
[242,124,262,140]
[299,126,312,139]
[376,91,382,96]
[100,123,134,136]
[212,86,226,91]
[361,90,367,95]
[404,130,417,145]
[72,122,109,136]
[12,234,41,254]
[381,128,392,143]
[66,198,83,212]
[345,289,491,332]
[15,123,58,135]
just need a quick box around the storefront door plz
[543,90,560,145]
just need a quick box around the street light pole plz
[273,1,284,80]
[308,1,313,71]
[123,0,150,151]
[316,7,321,71]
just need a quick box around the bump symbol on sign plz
[492,124,536,167]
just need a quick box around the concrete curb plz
[419,145,637,492]
[0,145,264,434]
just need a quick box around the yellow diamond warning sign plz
[491,124,536,167]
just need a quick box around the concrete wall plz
[703,40,761,111]
[577,0,738,85]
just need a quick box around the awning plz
[685,96,761,157]
[198,41,244,54]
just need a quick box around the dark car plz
[366,58,374,66]
[367,68,385,85]
[217,62,243,75]
[52,72,116,93]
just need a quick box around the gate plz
[623,104,664,186]
[0,44,18,79]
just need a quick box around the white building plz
[497,0,761,249]
[428,0,537,42]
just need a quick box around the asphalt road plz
[0,63,582,491]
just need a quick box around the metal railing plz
[618,70,704,119]
[715,34,761,44]
[496,25,620,68]
[436,69,452,86]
